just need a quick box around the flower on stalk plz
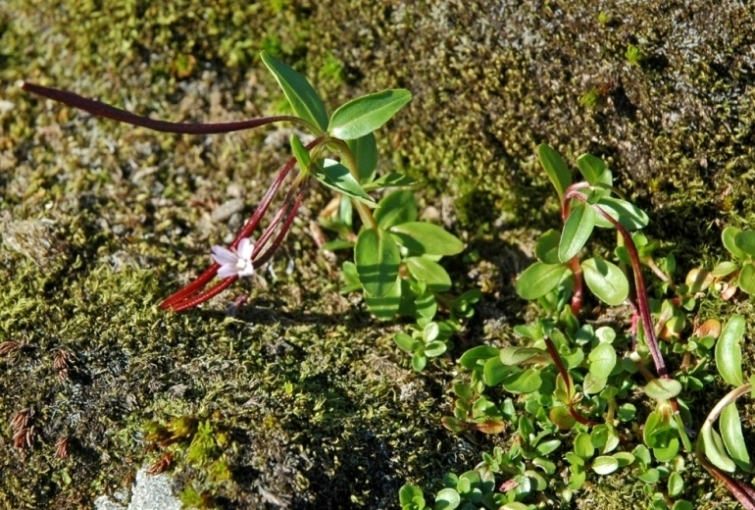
[212,238,255,278]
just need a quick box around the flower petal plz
[211,245,237,266]
[217,264,239,278]
[238,238,255,261]
[237,262,254,277]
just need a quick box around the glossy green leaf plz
[559,202,596,262]
[574,433,595,459]
[394,333,420,352]
[459,346,499,371]
[716,315,745,387]
[588,343,617,379]
[672,501,693,510]
[313,159,376,206]
[516,262,570,300]
[638,468,660,484]
[582,258,629,306]
[653,437,679,462]
[702,425,737,472]
[389,222,464,256]
[735,230,755,257]
[722,226,746,259]
[591,456,619,475]
[290,133,311,172]
[363,172,415,191]
[613,452,635,467]
[355,228,401,297]
[405,257,452,292]
[576,153,612,187]
[375,190,417,229]
[738,263,755,294]
[434,488,460,510]
[711,261,740,278]
[644,378,682,400]
[499,346,547,366]
[583,373,607,395]
[535,439,562,456]
[411,351,427,371]
[364,275,402,320]
[346,133,377,182]
[502,368,543,394]
[538,143,572,200]
[329,89,412,140]
[550,405,577,430]
[483,357,515,386]
[667,472,684,498]
[593,197,649,230]
[399,484,425,507]
[535,229,561,264]
[721,402,751,471]
[568,467,586,490]
[260,51,328,132]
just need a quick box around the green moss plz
[2,0,755,508]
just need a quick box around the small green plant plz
[625,44,644,66]
[23,52,474,369]
[710,225,755,299]
[400,145,754,509]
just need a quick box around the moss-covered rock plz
[1,1,754,509]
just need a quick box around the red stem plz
[22,82,300,134]
[543,335,597,427]
[165,276,238,313]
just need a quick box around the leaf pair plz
[262,51,411,140]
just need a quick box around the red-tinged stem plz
[250,175,305,259]
[254,186,306,267]
[544,335,597,427]
[22,82,308,134]
[565,190,668,379]
[568,257,583,316]
[160,263,221,309]
[166,276,238,313]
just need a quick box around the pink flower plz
[211,238,255,278]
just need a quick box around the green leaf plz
[583,373,607,395]
[711,261,740,278]
[593,197,649,230]
[363,172,415,191]
[329,89,412,140]
[576,153,612,186]
[535,439,562,456]
[405,257,452,292]
[735,230,755,257]
[644,378,682,400]
[483,356,515,386]
[515,262,570,300]
[400,484,425,508]
[389,222,464,256]
[653,437,679,462]
[721,402,752,472]
[434,488,460,510]
[290,134,311,172]
[394,333,420,352]
[582,258,629,306]
[591,456,619,475]
[588,343,617,379]
[459,346,499,371]
[574,433,595,459]
[412,351,428,371]
[313,159,376,206]
[738,263,755,294]
[364,275,402,320]
[260,51,328,132]
[716,315,745,387]
[346,133,377,182]
[613,452,635,467]
[672,501,693,510]
[722,226,746,259]
[502,368,543,394]
[537,143,572,201]
[702,425,737,473]
[559,202,596,262]
[375,190,417,229]
[568,467,586,490]
[549,405,577,430]
[638,468,660,484]
[499,346,547,366]
[535,229,561,264]
[355,228,401,297]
